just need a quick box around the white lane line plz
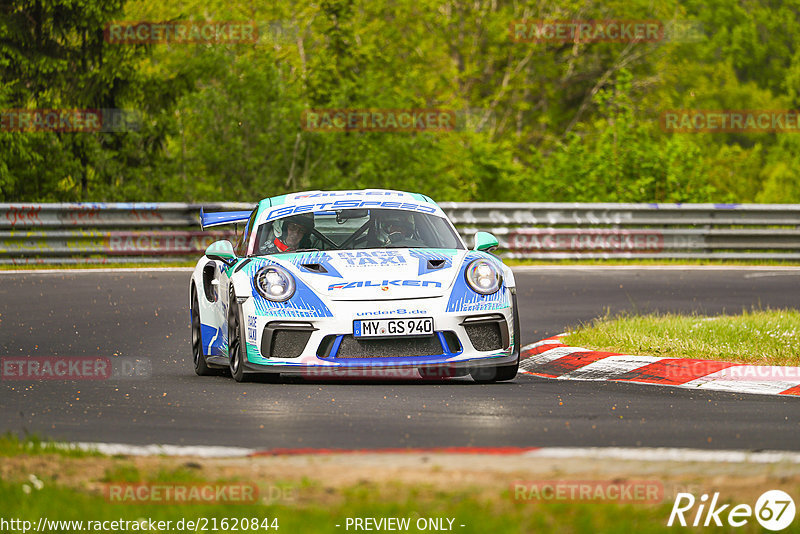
[70,442,256,457]
[558,355,662,380]
[744,272,800,278]
[0,267,194,274]
[523,447,800,464]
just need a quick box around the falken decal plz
[328,280,442,291]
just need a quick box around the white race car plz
[189,189,519,382]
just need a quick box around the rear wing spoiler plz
[200,207,252,230]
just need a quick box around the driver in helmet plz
[273,213,314,252]
[380,212,415,245]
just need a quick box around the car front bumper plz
[237,293,518,374]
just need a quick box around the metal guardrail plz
[439,203,800,260]
[1,202,799,264]
[0,203,253,228]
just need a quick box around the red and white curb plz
[521,336,800,397]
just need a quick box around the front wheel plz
[471,295,520,383]
[469,359,518,383]
[227,291,249,383]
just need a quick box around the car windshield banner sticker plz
[265,200,438,221]
[291,191,418,199]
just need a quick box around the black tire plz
[470,294,521,383]
[227,290,249,383]
[192,291,215,376]
[493,359,520,381]
[470,356,519,383]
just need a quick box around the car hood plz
[271,249,466,301]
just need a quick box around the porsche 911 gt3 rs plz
[189,189,520,383]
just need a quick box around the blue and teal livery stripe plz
[445,251,510,313]
[243,258,333,318]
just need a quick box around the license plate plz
[353,318,434,338]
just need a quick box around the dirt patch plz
[3,452,799,507]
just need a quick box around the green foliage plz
[525,71,717,202]
[1,0,798,202]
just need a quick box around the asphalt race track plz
[1,267,799,450]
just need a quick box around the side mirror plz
[205,240,236,264]
[473,231,499,253]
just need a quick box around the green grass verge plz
[0,433,102,458]
[564,309,800,366]
[1,436,796,532]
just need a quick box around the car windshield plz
[252,208,464,255]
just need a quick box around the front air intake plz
[461,315,509,351]
[261,322,315,359]
[335,335,444,358]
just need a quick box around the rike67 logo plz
[668,490,795,531]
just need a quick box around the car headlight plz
[465,259,502,295]
[254,265,295,301]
